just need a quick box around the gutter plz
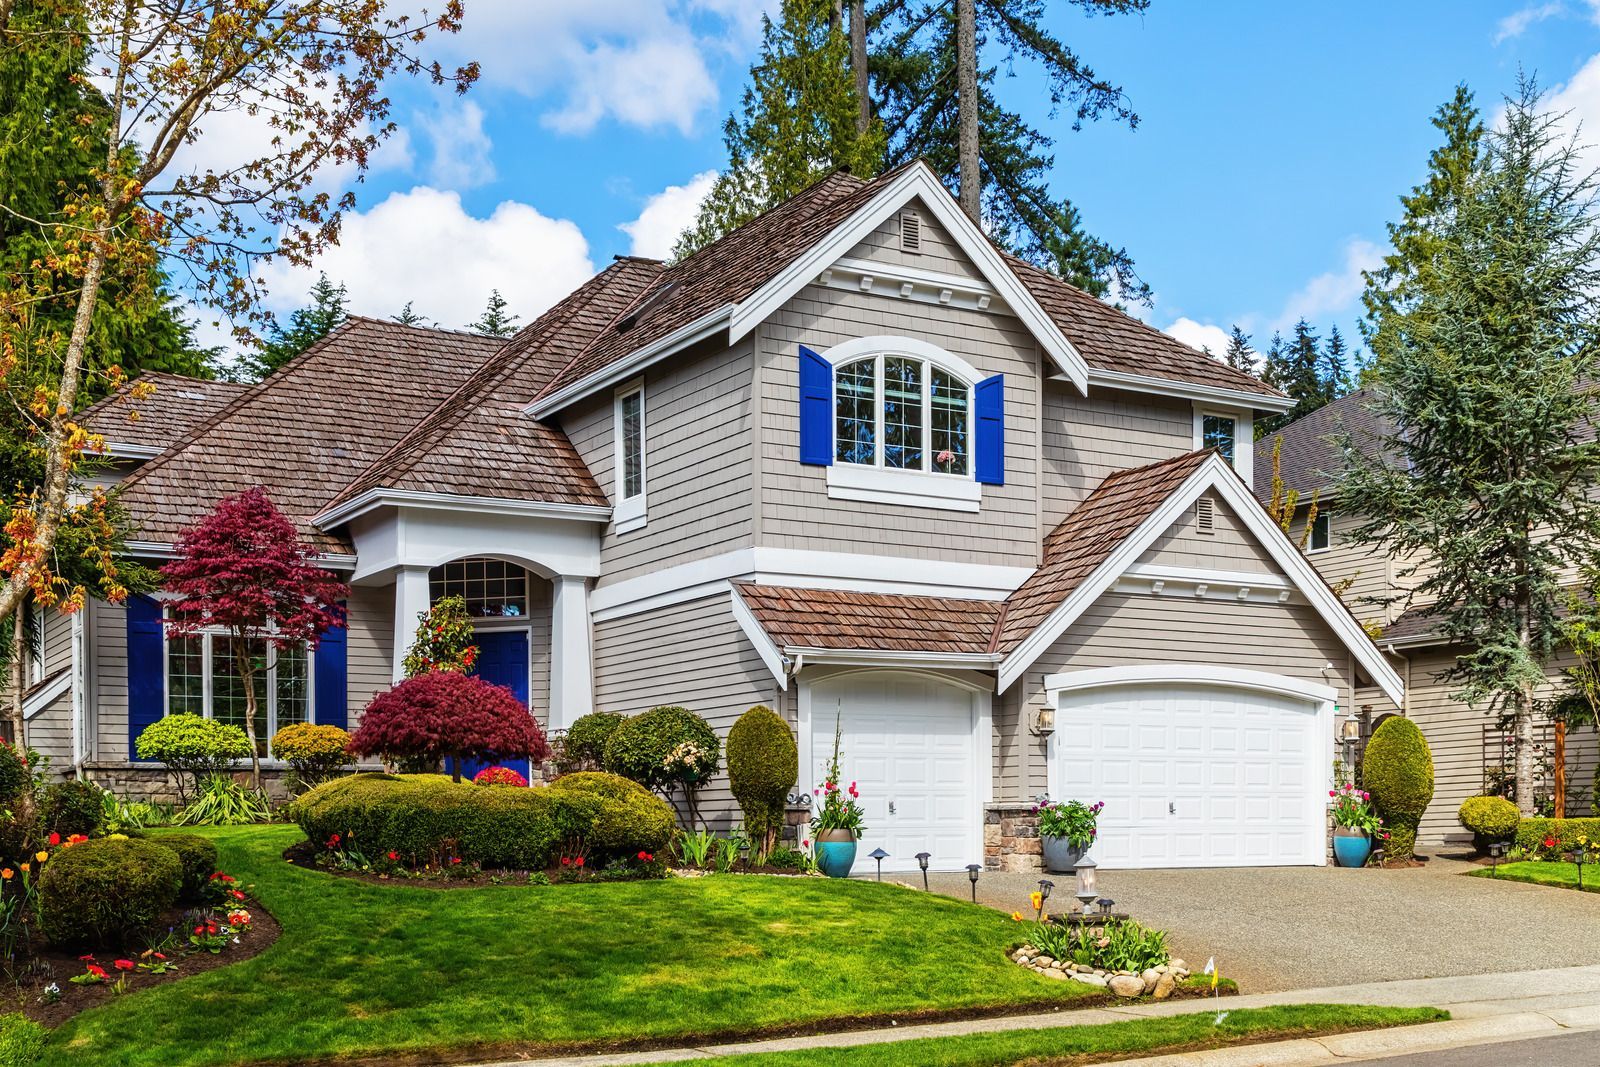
[1384,642,1412,715]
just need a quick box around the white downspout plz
[1384,643,1411,716]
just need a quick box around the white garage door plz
[1054,684,1322,869]
[810,673,979,873]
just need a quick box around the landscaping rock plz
[1140,968,1161,988]
[1050,960,1064,970]
[1069,972,1108,988]
[1040,968,1070,980]
[1108,975,1145,998]
[1036,956,1054,968]
[1170,959,1187,972]
[1153,973,1177,1000]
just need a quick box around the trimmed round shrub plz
[151,833,219,902]
[0,1011,46,1066]
[473,766,528,787]
[556,711,626,774]
[134,714,251,800]
[0,742,29,806]
[39,837,181,946]
[349,671,551,783]
[1515,816,1600,854]
[1363,716,1434,862]
[290,771,675,870]
[40,780,105,839]
[726,705,797,851]
[1457,795,1519,848]
[270,723,354,788]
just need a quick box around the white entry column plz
[548,574,593,730]
[391,565,431,683]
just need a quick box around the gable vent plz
[899,210,922,254]
[1195,496,1216,535]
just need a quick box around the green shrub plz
[172,776,274,826]
[134,714,251,802]
[557,712,627,774]
[270,723,353,789]
[1363,716,1434,862]
[40,780,106,839]
[726,705,796,852]
[291,772,676,870]
[1458,795,1520,847]
[603,706,720,825]
[1515,817,1600,854]
[152,833,219,902]
[0,744,28,806]
[39,837,181,946]
[0,1012,46,1067]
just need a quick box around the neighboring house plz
[36,161,1401,873]
[1255,389,1599,847]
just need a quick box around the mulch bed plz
[16,899,280,1027]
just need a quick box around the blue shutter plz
[798,344,833,466]
[975,373,1005,485]
[127,594,164,758]
[313,612,348,731]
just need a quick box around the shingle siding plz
[1136,492,1280,574]
[845,199,981,279]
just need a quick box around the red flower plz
[802,838,810,848]
[1545,836,1558,850]
[114,959,134,971]
[450,856,461,865]
[387,851,399,861]
[78,954,95,962]
[326,834,341,848]
[85,965,106,979]
[637,851,653,862]
[230,889,246,901]
[153,953,167,961]
[47,833,60,846]
[574,856,584,867]
[560,856,571,866]
[194,925,205,935]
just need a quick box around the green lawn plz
[51,825,1106,1066]
[715,1005,1450,1066]
[1469,860,1600,892]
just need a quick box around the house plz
[1254,388,1600,847]
[31,161,1403,873]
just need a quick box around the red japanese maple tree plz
[349,671,550,782]
[161,488,348,787]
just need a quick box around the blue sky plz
[239,2,1600,361]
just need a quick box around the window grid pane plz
[930,369,969,475]
[881,357,924,470]
[429,558,529,617]
[275,644,309,729]
[168,636,205,716]
[835,358,877,465]
[621,391,644,498]
[1202,415,1236,466]
[213,638,268,755]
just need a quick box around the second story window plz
[1308,511,1332,552]
[613,378,647,532]
[1201,413,1237,466]
[835,354,970,475]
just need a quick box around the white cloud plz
[1163,318,1233,357]
[1494,2,1566,44]
[1272,238,1383,333]
[619,169,718,258]
[542,37,717,136]
[255,186,593,332]
[1538,52,1600,179]
[418,99,495,189]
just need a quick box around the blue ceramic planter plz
[815,835,858,878]
[1332,828,1372,868]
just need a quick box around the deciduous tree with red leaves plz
[350,671,550,783]
[161,488,348,787]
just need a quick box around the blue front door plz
[451,629,532,782]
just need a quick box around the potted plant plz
[1330,782,1386,868]
[810,720,865,878]
[1035,799,1103,872]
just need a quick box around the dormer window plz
[1193,405,1253,484]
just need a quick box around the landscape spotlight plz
[869,847,889,881]
[966,863,982,902]
[916,852,931,891]
[1036,878,1054,919]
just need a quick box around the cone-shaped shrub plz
[349,671,550,782]
[1364,716,1434,862]
[727,705,796,853]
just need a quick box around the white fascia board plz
[23,671,71,721]
[122,539,358,570]
[314,487,612,530]
[1043,663,1338,705]
[997,454,1406,706]
[728,163,1090,392]
[1123,562,1291,589]
[1086,368,1296,414]
[728,585,789,689]
[521,304,734,419]
[785,647,1000,672]
[102,443,162,461]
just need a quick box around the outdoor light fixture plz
[1074,858,1098,912]
[966,863,982,902]
[1032,706,1056,736]
[869,848,889,881]
[1488,841,1505,877]
[1097,898,1114,918]
[916,852,931,891]
[1340,715,1361,743]
[1036,878,1054,919]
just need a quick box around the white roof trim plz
[1086,368,1295,413]
[314,488,612,530]
[1044,664,1338,705]
[23,670,71,721]
[100,442,162,460]
[728,585,790,690]
[786,647,1001,672]
[731,163,1089,392]
[522,304,735,419]
[996,453,1405,706]
[123,540,359,569]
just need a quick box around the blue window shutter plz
[798,345,833,466]
[314,613,348,731]
[127,594,164,758]
[975,373,1005,485]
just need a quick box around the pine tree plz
[245,274,349,379]
[392,301,431,327]
[1224,326,1255,375]
[1342,79,1600,812]
[1321,325,1352,400]
[469,290,520,338]
[675,0,884,258]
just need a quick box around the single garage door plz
[1055,684,1321,869]
[810,672,979,873]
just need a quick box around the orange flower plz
[0,868,12,880]
[1010,911,1023,922]
[19,863,29,874]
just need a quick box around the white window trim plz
[1192,404,1253,485]
[27,603,42,686]
[613,377,647,534]
[822,335,984,512]
[161,627,316,748]
[1308,510,1332,554]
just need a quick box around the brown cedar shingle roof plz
[115,318,504,552]
[80,372,250,454]
[1251,388,1390,502]
[736,583,1002,655]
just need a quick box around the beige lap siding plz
[999,592,1359,802]
[1041,384,1194,533]
[592,591,785,827]
[89,597,128,761]
[1136,492,1280,575]
[343,582,397,725]
[25,608,77,768]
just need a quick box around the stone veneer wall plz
[986,802,1042,872]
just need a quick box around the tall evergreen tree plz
[392,301,431,327]
[469,290,520,338]
[1342,79,1600,812]
[1224,326,1255,374]
[243,274,348,380]
[1321,325,1352,399]
[675,0,883,258]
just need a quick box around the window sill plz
[825,463,981,513]
[614,494,647,534]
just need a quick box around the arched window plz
[834,352,972,476]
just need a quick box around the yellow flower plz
[1029,891,1043,910]
[1010,911,1023,922]
[34,852,46,864]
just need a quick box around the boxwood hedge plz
[289,771,675,869]
[39,838,182,946]
[1515,817,1600,853]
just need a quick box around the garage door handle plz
[889,801,896,815]
[1169,802,1175,815]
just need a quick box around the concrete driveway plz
[924,856,1600,992]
